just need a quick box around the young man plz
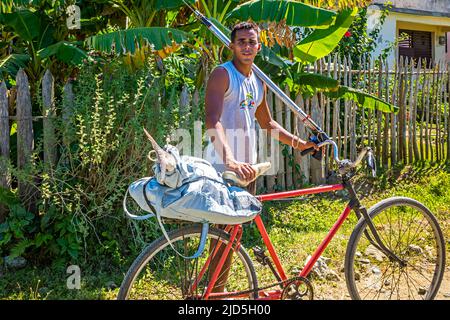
[204,22,318,292]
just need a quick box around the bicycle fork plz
[344,179,407,267]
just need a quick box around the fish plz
[222,162,272,187]
[143,128,176,184]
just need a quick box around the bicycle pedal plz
[252,246,268,266]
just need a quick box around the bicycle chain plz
[205,276,314,300]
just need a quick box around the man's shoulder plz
[208,66,229,83]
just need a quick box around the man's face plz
[230,28,261,65]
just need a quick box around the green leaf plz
[155,0,195,10]
[226,0,336,28]
[34,233,53,247]
[0,186,21,207]
[38,41,89,65]
[10,239,33,258]
[324,86,398,113]
[10,122,17,136]
[297,73,339,89]
[1,9,40,41]
[293,8,357,64]
[0,53,30,77]
[85,27,191,55]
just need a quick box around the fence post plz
[274,90,285,190]
[0,81,10,222]
[16,69,36,213]
[382,59,390,168]
[266,90,276,192]
[284,85,293,189]
[43,69,57,168]
[446,62,449,162]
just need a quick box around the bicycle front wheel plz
[345,197,445,300]
[117,224,258,300]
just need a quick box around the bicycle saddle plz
[222,162,272,187]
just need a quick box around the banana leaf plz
[85,27,191,55]
[0,9,40,41]
[0,53,30,78]
[324,86,398,113]
[38,41,89,65]
[226,0,336,28]
[293,8,357,64]
[286,73,397,113]
[155,0,195,10]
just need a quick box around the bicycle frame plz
[201,183,354,300]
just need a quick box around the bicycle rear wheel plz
[345,197,445,300]
[117,224,258,300]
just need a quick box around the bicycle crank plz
[281,277,314,300]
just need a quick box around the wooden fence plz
[0,56,449,217]
[257,55,450,192]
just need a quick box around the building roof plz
[372,0,450,17]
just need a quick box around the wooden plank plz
[266,90,276,192]
[325,57,332,170]
[367,57,373,149]
[310,62,324,184]
[376,57,383,163]
[390,58,398,165]
[331,54,339,156]
[419,60,426,161]
[435,62,442,161]
[382,59,390,168]
[16,69,36,213]
[335,55,342,158]
[361,54,366,143]
[256,120,265,193]
[42,69,57,168]
[398,56,406,162]
[0,82,9,223]
[343,56,348,160]
[293,94,307,187]
[445,62,449,162]
[429,64,437,162]
[284,85,293,189]
[347,55,356,161]
[424,62,431,161]
[407,57,414,164]
[411,58,421,162]
[274,91,285,189]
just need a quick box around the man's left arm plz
[255,85,318,152]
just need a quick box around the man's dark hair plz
[230,21,260,43]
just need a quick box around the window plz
[398,29,432,68]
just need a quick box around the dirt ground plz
[312,265,450,300]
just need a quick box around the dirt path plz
[312,265,450,300]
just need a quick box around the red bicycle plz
[118,141,446,300]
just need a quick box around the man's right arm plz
[205,68,256,181]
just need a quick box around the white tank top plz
[204,61,264,172]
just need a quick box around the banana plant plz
[0,1,97,85]
[85,0,196,71]
[226,0,397,113]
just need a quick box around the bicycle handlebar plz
[310,139,376,176]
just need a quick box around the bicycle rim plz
[345,197,445,300]
[118,225,258,300]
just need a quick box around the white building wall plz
[367,5,450,66]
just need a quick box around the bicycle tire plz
[345,197,445,300]
[117,224,258,300]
